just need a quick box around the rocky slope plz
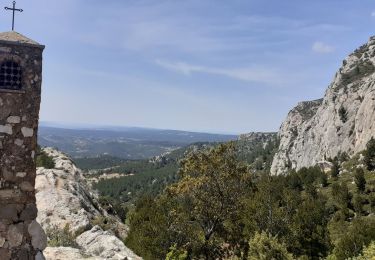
[36,148,141,260]
[271,36,375,175]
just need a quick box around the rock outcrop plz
[271,36,375,174]
[36,148,141,259]
[76,226,140,260]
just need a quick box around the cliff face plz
[36,148,141,260]
[271,36,375,175]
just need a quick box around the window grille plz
[0,60,22,90]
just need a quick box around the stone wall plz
[0,32,46,260]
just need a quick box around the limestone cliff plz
[36,148,141,260]
[271,36,375,175]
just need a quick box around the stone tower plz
[0,32,46,259]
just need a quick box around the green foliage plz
[364,138,375,171]
[103,138,375,259]
[330,158,340,179]
[332,217,375,259]
[354,168,366,193]
[74,155,127,170]
[247,232,293,260]
[352,194,364,215]
[126,143,253,259]
[166,245,188,260]
[125,196,174,260]
[353,241,375,260]
[36,147,55,169]
[331,182,351,211]
[46,224,78,248]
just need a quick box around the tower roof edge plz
[0,31,44,49]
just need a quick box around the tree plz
[332,217,375,259]
[167,142,252,259]
[331,182,351,210]
[244,174,290,239]
[125,196,172,260]
[248,232,293,260]
[352,194,364,215]
[364,138,375,171]
[288,195,330,258]
[354,168,366,193]
[331,158,340,179]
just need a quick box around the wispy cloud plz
[371,11,375,17]
[155,60,284,85]
[312,41,335,53]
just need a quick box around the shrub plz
[166,245,188,260]
[46,224,78,248]
[36,147,55,169]
[248,232,293,260]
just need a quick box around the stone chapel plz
[0,31,46,260]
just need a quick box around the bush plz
[248,232,293,260]
[332,217,375,259]
[36,147,55,169]
[166,245,188,260]
[354,241,375,259]
[46,224,78,248]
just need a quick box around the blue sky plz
[0,0,374,134]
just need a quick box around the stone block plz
[6,116,20,124]
[7,223,23,247]
[0,205,18,221]
[0,248,11,260]
[20,204,37,221]
[28,221,47,251]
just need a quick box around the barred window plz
[0,61,22,90]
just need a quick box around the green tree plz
[354,168,366,193]
[125,196,172,259]
[332,217,375,259]
[331,182,351,210]
[352,194,364,215]
[244,174,290,238]
[247,231,293,260]
[331,158,340,179]
[167,142,252,259]
[364,138,375,171]
[288,195,330,258]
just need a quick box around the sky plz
[0,0,374,134]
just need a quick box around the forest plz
[121,139,375,260]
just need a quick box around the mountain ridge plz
[271,36,375,174]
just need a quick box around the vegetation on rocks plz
[36,146,55,168]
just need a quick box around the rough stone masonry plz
[0,32,46,260]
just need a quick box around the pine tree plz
[364,138,375,171]
[354,168,366,193]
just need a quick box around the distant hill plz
[38,126,237,159]
[90,132,278,204]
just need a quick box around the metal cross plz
[4,1,23,31]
